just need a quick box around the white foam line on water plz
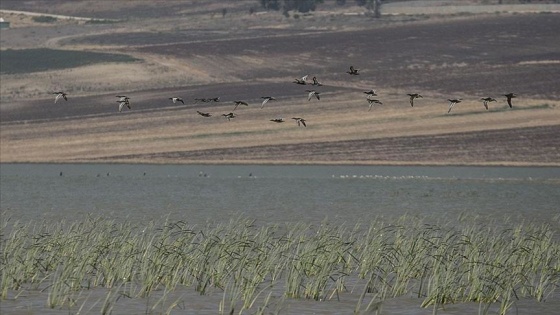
[330,174,560,182]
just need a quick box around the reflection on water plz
[1,164,559,226]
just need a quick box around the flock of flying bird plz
[51,65,518,127]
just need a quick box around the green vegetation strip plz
[1,215,558,314]
[0,48,138,74]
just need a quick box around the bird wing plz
[506,98,513,108]
[261,98,269,108]
[300,120,306,127]
[307,92,313,101]
[118,102,124,112]
[448,102,455,113]
[54,93,61,103]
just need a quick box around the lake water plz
[1,163,560,226]
[1,163,559,314]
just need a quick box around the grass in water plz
[1,215,558,314]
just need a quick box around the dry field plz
[1,1,559,165]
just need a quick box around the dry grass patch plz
[1,90,558,164]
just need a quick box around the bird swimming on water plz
[480,97,496,110]
[53,91,68,103]
[270,118,285,123]
[260,96,276,109]
[447,99,462,113]
[503,93,516,108]
[407,93,422,107]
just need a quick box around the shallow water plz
[1,164,560,226]
[1,163,559,314]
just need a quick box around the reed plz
[1,214,558,314]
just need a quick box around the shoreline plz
[2,160,559,167]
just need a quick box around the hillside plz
[1,1,559,165]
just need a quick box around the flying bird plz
[306,90,320,101]
[197,111,212,117]
[311,76,323,86]
[364,89,377,97]
[503,93,516,108]
[53,92,67,103]
[347,66,359,75]
[117,99,131,112]
[293,75,308,85]
[222,112,236,121]
[407,93,423,107]
[447,99,462,113]
[261,96,276,109]
[195,97,219,103]
[169,97,184,104]
[292,117,307,127]
[367,98,383,111]
[270,118,285,123]
[233,101,249,111]
[480,97,496,110]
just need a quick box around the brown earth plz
[1,1,559,166]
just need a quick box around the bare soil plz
[1,1,559,165]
